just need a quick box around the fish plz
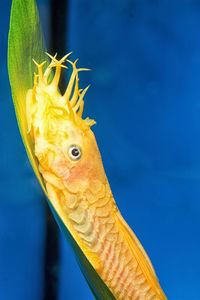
[26,53,167,300]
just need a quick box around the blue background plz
[1,0,200,299]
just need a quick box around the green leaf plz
[8,0,116,299]
[8,0,47,189]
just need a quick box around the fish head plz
[26,54,106,193]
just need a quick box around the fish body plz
[26,54,167,300]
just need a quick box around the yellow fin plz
[115,211,167,300]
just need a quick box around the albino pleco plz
[26,53,167,300]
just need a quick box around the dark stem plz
[44,1,68,299]
[50,0,68,94]
[44,202,60,300]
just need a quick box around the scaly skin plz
[26,53,167,300]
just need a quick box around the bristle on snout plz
[32,52,95,128]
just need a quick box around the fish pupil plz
[72,148,79,157]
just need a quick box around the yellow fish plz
[26,53,167,300]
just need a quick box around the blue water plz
[1,0,200,299]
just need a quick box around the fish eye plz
[68,145,82,161]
